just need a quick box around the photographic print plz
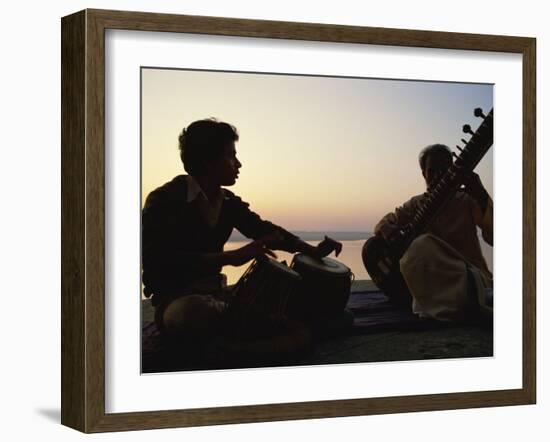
[140,68,494,374]
[61,9,535,432]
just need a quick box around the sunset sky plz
[141,68,493,233]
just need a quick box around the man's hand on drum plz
[227,238,277,267]
[314,236,343,258]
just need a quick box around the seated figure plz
[371,144,493,322]
[142,118,342,341]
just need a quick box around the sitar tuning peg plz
[461,138,468,145]
[474,108,486,119]
[455,145,464,152]
[462,124,474,136]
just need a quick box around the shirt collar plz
[186,175,204,203]
[186,175,230,203]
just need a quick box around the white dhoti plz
[400,233,492,322]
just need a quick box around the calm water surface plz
[140,237,493,298]
[224,238,493,285]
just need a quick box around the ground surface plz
[141,281,493,373]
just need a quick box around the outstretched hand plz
[314,236,343,258]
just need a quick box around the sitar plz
[362,108,494,305]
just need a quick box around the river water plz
[224,238,493,285]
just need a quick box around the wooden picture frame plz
[61,8,536,433]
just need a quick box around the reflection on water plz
[224,239,494,285]
[224,240,369,285]
[140,238,493,297]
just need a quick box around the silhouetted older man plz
[373,144,493,322]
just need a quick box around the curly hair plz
[178,118,239,175]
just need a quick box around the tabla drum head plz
[292,253,350,275]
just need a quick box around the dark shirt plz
[142,175,297,302]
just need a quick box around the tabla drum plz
[225,256,302,337]
[217,257,311,361]
[289,253,353,320]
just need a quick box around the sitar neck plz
[389,108,494,257]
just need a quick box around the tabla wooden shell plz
[226,257,302,335]
[289,253,352,319]
[220,257,311,359]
